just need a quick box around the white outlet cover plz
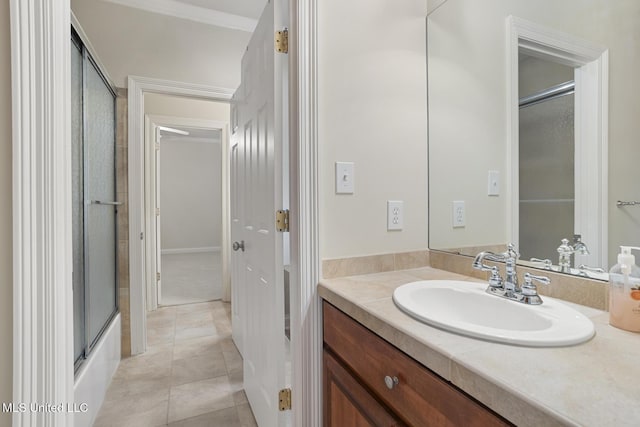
[335,162,355,194]
[387,200,403,231]
[452,200,465,228]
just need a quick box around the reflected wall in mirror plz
[427,0,640,280]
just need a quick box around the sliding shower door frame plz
[73,26,119,372]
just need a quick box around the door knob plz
[233,241,245,252]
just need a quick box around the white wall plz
[318,0,429,259]
[144,93,229,253]
[145,93,230,122]
[71,0,250,88]
[160,137,222,251]
[0,1,13,425]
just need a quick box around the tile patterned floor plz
[94,301,257,427]
[161,252,223,306]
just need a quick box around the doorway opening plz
[156,125,224,306]
[142,93,232,314]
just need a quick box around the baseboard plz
[161,246,221,255]
[73,314,121,427]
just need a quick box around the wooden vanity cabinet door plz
[323,302,512,427]
[324,349,405,427]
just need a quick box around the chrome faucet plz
[557,234,591,272]
[473,243,549,305]
[502,244,520,294]
[557,239,573,272]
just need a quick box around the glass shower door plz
[72,37,85,364]
[84,56,118,348]
[519,93,575,261]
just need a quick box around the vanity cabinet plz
[324,350,404,426]
[323,302,512,427]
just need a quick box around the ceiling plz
[175,0,266,20]
[102,0,266,31]
[72,0,254,87]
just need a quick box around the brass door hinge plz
[275,29,288,54]
[276,209,289,232]
[156,272,161,282]
[278,388,291,411]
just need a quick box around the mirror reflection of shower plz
[518,53,575,264]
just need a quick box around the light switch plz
[488,170,500,196]
[335,162,355,194]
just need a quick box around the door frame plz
[11,1,323,425]
[289,1,323,426]
[128,76,234,354]
[145,114,230,311]
[11,1,75,425]
[506,16,608,267]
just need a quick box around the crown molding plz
[104,0,257,32]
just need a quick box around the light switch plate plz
[387,200,403,231]
[335,162,355,194]
[488,170,500,196]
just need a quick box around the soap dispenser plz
[609,246,640,332]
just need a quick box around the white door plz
[231,0,288,425]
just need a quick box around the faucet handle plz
[578,264,606,275]
[487,266,503,289]
[521,273,550,305]
[530,258,552,269]
[522,273,550,295]
[524,272,550,285]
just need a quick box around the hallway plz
[161,252,223,306]
[94,301,257,426]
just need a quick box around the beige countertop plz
[318,267,640,427]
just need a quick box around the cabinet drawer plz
[324,350,404,427]
[323,302,511,427]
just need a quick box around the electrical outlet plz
[452,201,465,228]
[387,200,403,231]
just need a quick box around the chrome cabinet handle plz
[232,241,245,252]
[384,375,399,390]
[90,200,123,206]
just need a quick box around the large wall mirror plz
[427,0,640,281]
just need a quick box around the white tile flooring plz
[94,301,257,427]
[161,252,222,306]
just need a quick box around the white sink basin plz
[392,280,595,347]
